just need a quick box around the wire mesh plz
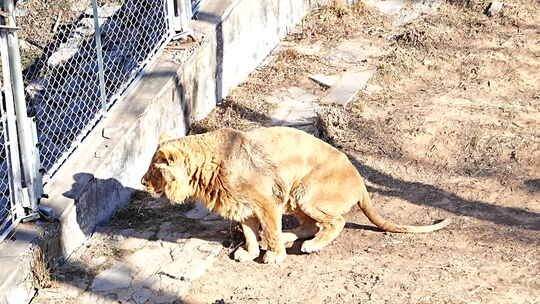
[0,37,16,239]
[0,123,14,238]
[21,0,171,179]
[0,87,19,241]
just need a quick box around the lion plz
[141,126,450,264]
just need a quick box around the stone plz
[320,69,376,106]
[91,262,133,292]
[485,1,503,17]
[309,74,339,87]
[270,100,316,126]
[267,87,318,128]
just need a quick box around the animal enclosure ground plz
[29,1,540,303]
[184,1,540,303]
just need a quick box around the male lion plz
[141,127,450,264]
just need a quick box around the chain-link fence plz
[0,123,14,239]
[21,0,172,180]
[0,0,199,241]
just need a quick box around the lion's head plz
[141,134,192,202]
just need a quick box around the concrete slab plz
[91,262,133,292]
[320,69,376,106]
[268,87,318,127]
[309,74,339,87]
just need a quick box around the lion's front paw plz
[301,239,325,253]
[234,247,258,262]
[263,250,286,264]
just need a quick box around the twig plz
[21,38,44,50]
[51,12,62,34]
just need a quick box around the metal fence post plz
[1,0,41,220]
[167,0,192,34]
[91,0,108,115]
[0,52,25,220]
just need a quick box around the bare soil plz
[184,1,540,303]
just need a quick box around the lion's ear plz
[159,134,173,144]
[155,148,176,165]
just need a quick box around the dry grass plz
[372,0,536,88]
[288,1,391,44]
[31,247,55,289]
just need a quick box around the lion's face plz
[141,161,169,197]
[141,144,192,202]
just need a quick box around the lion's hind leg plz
[259,210,319,250]
[281,211,319,247]
[299,204,346,253]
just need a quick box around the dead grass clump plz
[316,106,403,160]
[190,96,270,135]
[31,247,55,289]
[289,1,390,44]
[373,47,416,82]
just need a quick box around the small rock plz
[485,1,503,17]
[152,294,180,303]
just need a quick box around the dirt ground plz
[28,0,540,303]
[181,1,540,303]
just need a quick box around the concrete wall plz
[186,0,328,120]
[0,0,330,302]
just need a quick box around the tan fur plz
[141,127,450,263]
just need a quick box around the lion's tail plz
[357,185,450,233]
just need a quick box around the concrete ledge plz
[0,0,331,302]
[0,221,60,304]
